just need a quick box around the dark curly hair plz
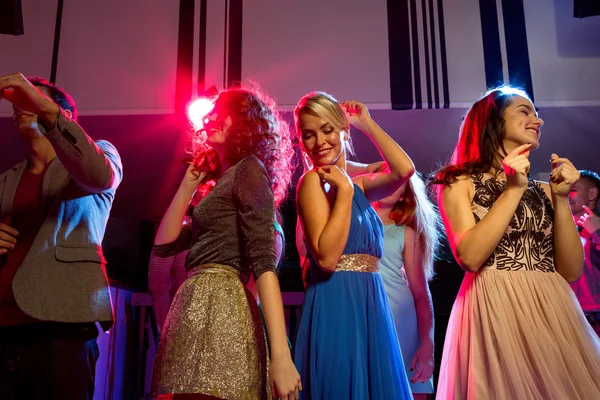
[27,77,78,121]
[429,86,531,189]
[189,87,295,206]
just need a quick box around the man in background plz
[569,169,600,336]
[0,73,122,399]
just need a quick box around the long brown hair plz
[390,173,441,280]
[430,86,531,188]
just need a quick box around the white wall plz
[0,0,599,116]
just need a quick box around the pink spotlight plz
[187,97,214,129]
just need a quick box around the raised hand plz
[502,143,532,191]
[316,165,353,192]
[340,101,373,132]
[182,162,208,188]
[269,356,302,400]
[550,153,580,197]
[0,216,18,255]
[0,73,59,126]
[577,205,600,235]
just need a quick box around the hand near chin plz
[502,143,532,191]
[340,101,373,131]
[316,165,354,193]
[181,151,218,188]
[0,73,59,124]
[549,153,579,197]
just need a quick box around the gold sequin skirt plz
[150,263,270,400]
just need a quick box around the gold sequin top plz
[153,156,277,283]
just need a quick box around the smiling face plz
[501,95,544,152]
[299,111,348,168]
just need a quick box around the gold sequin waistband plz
[187,263,247,282]
[335,254,380,273]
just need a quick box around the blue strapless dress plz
[293,184,412,399]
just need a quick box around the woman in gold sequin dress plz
[432,87,600,399]
[150,88,302,400]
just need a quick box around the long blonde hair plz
[390,172,442,280]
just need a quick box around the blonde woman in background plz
[372,171,441,399]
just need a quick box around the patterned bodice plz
[471,173,555,272]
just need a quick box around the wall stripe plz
[387,0,414,110]
[420,0,432,108]
[409,0,422,108]
[388,0,449,109]
[436,0,449,108]
[501,0,534,100]
[174,0,195,114]
[50,0,64,84]
[197,0,207,94]
[428,0,440,108]
[222,0,229,88]
[478,0,504,88]
[226,0,243,87]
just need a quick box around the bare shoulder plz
[297,170,327,204]
[297,170,321,193]
[440,175,474,202]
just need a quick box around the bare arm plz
[403,226,434,383]
[403,227,434,347]
[345,160,385,178]
[155,163,206,245]
[439,177,524,272]
[440,144,532,272]
[233,157,300,397]
[297,170,354,272]
[541,182,584,282]
[154,183,197,245]
[353,117,414,202]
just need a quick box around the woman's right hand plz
[269,354,302,400]
[502,143,532,191]
[316,165,354,193]
[182,150,219,188]
[181,162,207,188]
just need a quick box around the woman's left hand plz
[340,101,373,132]
[550,153,580,197]
[269,354,302,400]
[410,340,434,384]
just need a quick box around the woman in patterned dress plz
[431,87,600,399]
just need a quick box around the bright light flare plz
[187,97,214,129]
